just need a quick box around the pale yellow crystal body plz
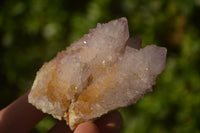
[28,17,167,130]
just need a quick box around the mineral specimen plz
[28,17,167,130]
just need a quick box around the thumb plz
[74,122,99,133]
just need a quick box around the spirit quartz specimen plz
[28,17,167,130]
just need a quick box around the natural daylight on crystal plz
[28,17,167,130]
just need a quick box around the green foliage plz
[1,0,200,132]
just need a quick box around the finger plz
[0,91,46,133]
[48,120,72,133]
[95,110,123,133]
[74,122,99,133]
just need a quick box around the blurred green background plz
[0,0,200,132]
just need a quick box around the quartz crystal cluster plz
[28,17,167,130]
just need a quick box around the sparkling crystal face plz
[28,17,167,130]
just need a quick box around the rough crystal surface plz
[28,17,167,130]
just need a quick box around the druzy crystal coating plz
[28,17,167,130]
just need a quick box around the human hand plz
[0,91,123,133]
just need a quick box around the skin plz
[0,92,123,133]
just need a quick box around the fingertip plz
[74,122,99,133]
[95,110,123,133]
